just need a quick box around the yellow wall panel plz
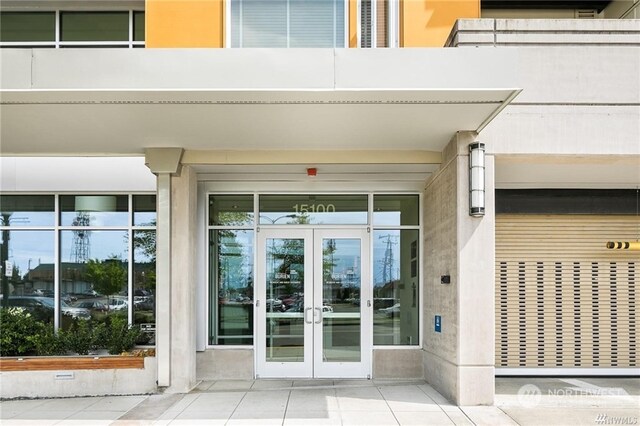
[349,0,358,48]
[146,0,224,48]
[401,0,479,47]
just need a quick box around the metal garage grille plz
[495,215,638,369]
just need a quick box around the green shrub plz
[0,307,49,356]
[60,320,96,355]
[104,316,142,355]
[32,326,66,356]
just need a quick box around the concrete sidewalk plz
[1,377,638,425]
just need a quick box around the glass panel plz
[60,195,128,228]
[231,0,344,48]
[209,195,254,226]
[210,230,254,345]
[60,12,129,42]
[266,238,305,362]
[373,195,419,226]
[0,195,55,227]
[133,195,156,226]
[232,0,287,47]
[133,230,155,345]
[1,230,55,325]
[0,12,55,42]
[60,231,128,331]
[290,0,345,48]
[322,238,361,362]
[373,229,419,345]
[259,195,368,225]
[133,11,145,42]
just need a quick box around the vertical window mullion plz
[286,0,290,48]
[371,0,377,48]
[128,194,133,325]
[54,194,60,331]
[55,10,60,48]
[128,10,133,48]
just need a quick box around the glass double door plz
[256,228,371,378]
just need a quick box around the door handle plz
[304,307,313,324]
[314,307,322,324]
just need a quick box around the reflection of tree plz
[269,239,305,298]
[218,212,252,227]
[323,239,336,279]
[217,230,250,296]
[85,257,126,310]
[133,229,156,292]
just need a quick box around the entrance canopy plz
[0,48,520,156]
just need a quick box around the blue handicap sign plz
[435,315,441,333]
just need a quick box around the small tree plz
[85,257,126,310]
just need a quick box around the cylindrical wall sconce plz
[469,142,485,217]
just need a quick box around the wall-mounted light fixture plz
[606,241,640,251]
[469,142,485,217]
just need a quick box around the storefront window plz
[0,194,155,356]
[372,194,420,345]
[0,230,55,322]
[210,229,254,345]
[208,193,420,347]
[134,230,156,344]
[60,231,128,330]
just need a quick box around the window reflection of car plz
[108,298,128,311]
[73,300,108,313]
[379,303,400,318]
[266,298,283,310]
[4,296,91,320]
[322,305,333,313]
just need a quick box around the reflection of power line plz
[378,234,398,284]
[72,213,91,263]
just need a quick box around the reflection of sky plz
[218,231,253,289]
[324,239,361,286]
[1,231,55,275]
[0,212,54,227]
[60,230,128,262]
[373,230,401,286]
[134,212,156,227]
[61,212,129,227]
[372,212,402,226]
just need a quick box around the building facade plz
[1,0,639,405]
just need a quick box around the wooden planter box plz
[0,356,144,372]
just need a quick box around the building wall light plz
[469,142,485,217]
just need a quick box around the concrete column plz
[145,148,191,391]
[423,131,495,406]
[156,173,171,387]
[167,165,198,393]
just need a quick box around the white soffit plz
[0,48,520,156]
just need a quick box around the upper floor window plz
[0,11,144,48]
[360,0,397,48]
[229,0,346,48]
